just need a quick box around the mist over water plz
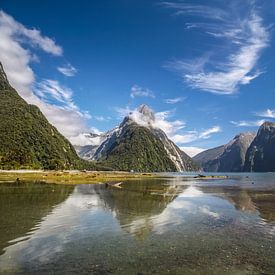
[0,174,275,274]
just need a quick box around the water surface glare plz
[0,174,275,274]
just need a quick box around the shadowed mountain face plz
[194,132,255,172]
[76,104,199,172]
[0,62,80,170]
[244,122,275,172]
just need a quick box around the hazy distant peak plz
[124,104,156,128]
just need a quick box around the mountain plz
[193,132,256,172]
[244,122,275,172]
[193,145,225,172]
[76,105,199,172]
[0,62,82,170]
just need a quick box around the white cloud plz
[164,97,185,104]
[230,119,265,127]
[116,106,220,146]
[130,85,155,98]
[163,2,269,94]
[171,126,221,144]
[0,10,91,143]
[57,63,77,77]
[255,109,275,119]
[172,132,197,144]
[116,106,185,137]
[199,126,221,139]
[36,79,73,106]
[0,10,62,56]
[161,2,228,20]
[180,146,205,157]
[69,129,102,146]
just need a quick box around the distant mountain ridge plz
[4,57,275,173]
[76,105,199,172]
[244,122,275,172]
[194,132,256,172]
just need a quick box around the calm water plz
[0,173,275,274]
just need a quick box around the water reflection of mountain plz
[0,182,73,255]
[76,180,183,239]
[199,186,275,223]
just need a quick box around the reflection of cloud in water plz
[0,184,222,270]
[1,182,274,272]
[0,185,117,272]
[124,186,221,236]
[178,185,203,198]
[199,206,220,219]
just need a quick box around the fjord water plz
[0,174,275,274]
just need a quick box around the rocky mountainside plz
[194,132,256,172]
[76,105,199,172]
[0,62,85,170]
[244,122,275,172]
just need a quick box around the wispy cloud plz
[163,1,269,94]
[230,119,265,127]
[199,126,221,139]
[35,80,90,117]
[116,106,220,146]
[172,126,221,144]
[116,106,185,136]
[0,10,62,56]
[180,146,205,157]
[57,63,77,77]
[130,85,155,98]
[0,10,91,142]
[162,2,228,20]
[255,108,275,118]
[164,97,185,104]
[94,115,111,122]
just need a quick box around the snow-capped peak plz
[122,104,156,128]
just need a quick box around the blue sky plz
[1,0,275,156]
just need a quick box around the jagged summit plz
[75,104,199,172]
[259,121,275,130]
[194,131,256,172]
[121,104,156,128]
[244,121,275,172]
[136,104,155,122]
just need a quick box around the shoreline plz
[0,170,162,184]
[0,170,228,185]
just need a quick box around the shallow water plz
[0,173,275,274]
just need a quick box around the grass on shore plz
[0,170,229,185]
[0,170,160,184]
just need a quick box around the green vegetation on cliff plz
[99,125,178,172]
[0,62,110,170]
